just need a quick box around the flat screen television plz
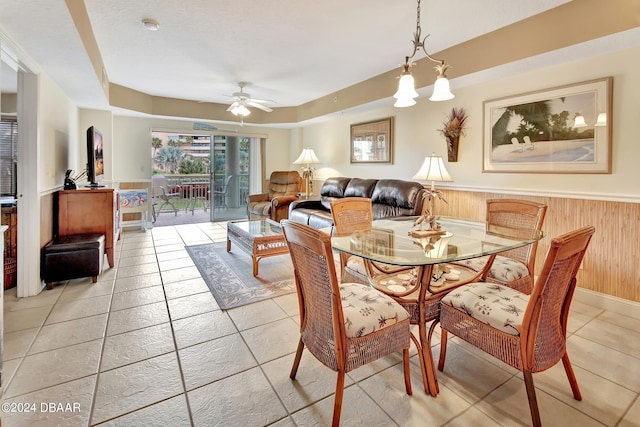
[86,125,105,188]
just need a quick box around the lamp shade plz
[413,153,453,183]
[595,112,607,126]
[293,148,320,165]
[429,76,454,101]
[394,73,419,100]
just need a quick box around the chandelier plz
[394,0,454,107]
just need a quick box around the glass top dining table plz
[331,216,543,268]
[331,215,543,396]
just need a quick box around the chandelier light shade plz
[393,66,420,106]
[428,73,455,101]
[394,0,454,107]
[293,148,321,197]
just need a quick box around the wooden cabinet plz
[56,188,120,268]
[1,206,17,289]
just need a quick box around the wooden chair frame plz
[281,220,412,426]
[438,226,595,427]
[483,199,548,294]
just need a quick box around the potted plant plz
[439,107,468,162]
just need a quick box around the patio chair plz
[281,220,412,426]
[188,181,209,214]
[212,175,233,207]
[151,175,179,218]
[438,225,595,427]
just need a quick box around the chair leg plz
[523,369,542,427]
[561,352,582,400]
[332,370,346,427]
[290,339,305,379]
[402,347,413,395]
[438,329,448,372]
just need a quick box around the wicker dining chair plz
[459,199,547,295]
[281,220,412,426]
[438,225,595,427]
[331,197,411,284]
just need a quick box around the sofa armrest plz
[271,194,298,207]
[247,193,268,204]
[289,199,325,211]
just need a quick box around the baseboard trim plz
[574,287,640,320]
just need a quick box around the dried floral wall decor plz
[439,107,468,162]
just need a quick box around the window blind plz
[0,120,18,197]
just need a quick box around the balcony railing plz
[161,174,249,206]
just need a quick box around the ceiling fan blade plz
[247,97,275,104]
[246,101,273,112]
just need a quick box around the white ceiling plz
[1,0,573,113]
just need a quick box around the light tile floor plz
[3,222,640,426]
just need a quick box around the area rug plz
[185,242,296,310]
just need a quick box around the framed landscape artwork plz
[483,77,612,173]
[350,117,394,163]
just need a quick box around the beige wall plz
[299,44,640,303]
[39,73,79,192]
[299,44,640,201]
[1,93,17,114]
[78,109,113,184]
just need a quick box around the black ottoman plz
[41,233,105,290]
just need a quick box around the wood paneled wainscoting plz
[436,189,640,303]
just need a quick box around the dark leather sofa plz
[288,177,427,229]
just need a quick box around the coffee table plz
[226,219,289,276]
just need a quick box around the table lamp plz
[293,148,321,197]
[411,152,453,235]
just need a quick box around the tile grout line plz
[156,226,197,427]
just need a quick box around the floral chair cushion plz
[339,283,410,338]
[441,282,530,336]
[459,255,529,283]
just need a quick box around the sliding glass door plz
[210,135,252,221]
[151,130,256,224]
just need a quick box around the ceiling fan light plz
[232,104,250,117]
[429,76,454,101]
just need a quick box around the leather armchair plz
[246,171,302,222]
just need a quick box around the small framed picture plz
[350,117,394,163]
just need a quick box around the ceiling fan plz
[226,82,274,117]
